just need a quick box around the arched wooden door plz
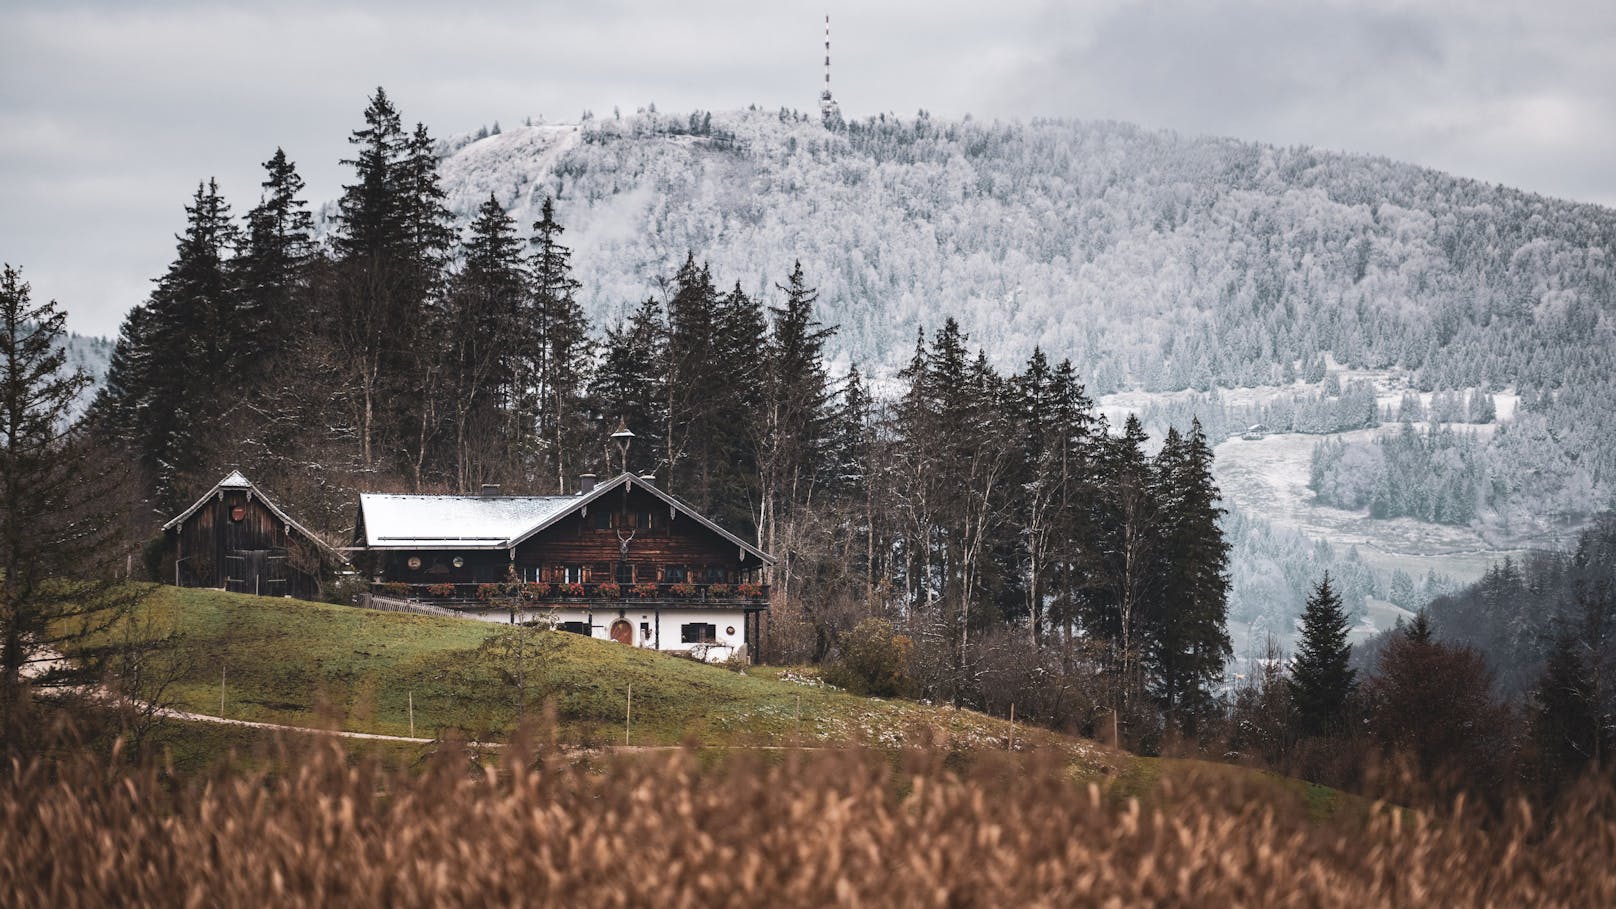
[610,619,633,645]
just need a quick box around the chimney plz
[638,472,657,486]
[578,473,597,494]
[480,484,501,497]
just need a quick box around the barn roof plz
[163,471,343,562]
[356,473,773,564]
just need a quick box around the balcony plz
[369,580,769,611]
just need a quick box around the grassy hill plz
[130,587,1084,752]
[104,586,1357,823]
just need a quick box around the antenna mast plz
[820,14,840,125]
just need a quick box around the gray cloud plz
[2,0,1612,337]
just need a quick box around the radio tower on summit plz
[820,14,841,126]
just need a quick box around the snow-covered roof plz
[357,493,577,549]
[217,469,251,488]
[355,473,774,564]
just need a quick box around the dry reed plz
[2,736,1613,908]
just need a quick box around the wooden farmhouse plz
[352,472,773,663]
[162,471,343,600]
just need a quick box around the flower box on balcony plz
[633,583,659,598]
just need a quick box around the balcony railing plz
[370,580,769,609]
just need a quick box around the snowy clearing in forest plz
[1211,427,1533,588]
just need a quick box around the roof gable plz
[508,473,773,564]
[163,472,342,562]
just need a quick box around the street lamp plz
[610,420,635,476]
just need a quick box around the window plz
[639,511,656,533]
[591,509,612,530]
[640,621,651,642]
[664,565,687,583]
[705,566,726,584]
[564,565,582,584]
[616,562,633,584]
[681,623,717,644]
[559,621,590,636]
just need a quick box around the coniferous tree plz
[332,90,452,479]
[100,180,238,510]
[759,262,836,566]
[1150,418,1232,728]
[1288,573,1357,736]
[1086,414,1159,715]
[528,196,592,492]
[593,298,668,476]
[0,266,146,749]
[332,88,408,471]
[1532,630,1606,792]
[443,194,529,490]
[233,147,314,366]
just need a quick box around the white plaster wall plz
[460,605,751,660]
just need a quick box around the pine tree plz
[1288,573,1357,736]
[1086,414,1159,714]
[593,298,668,476]
[333,88,408,471]
[233,147,314,366]
[528,196,592,492]
[759,261,836,564]
[443,194,529,490]
[0,266,145,749]
[331,89,452,478]
[1532,630,1604,791]
[104,180,239,510]
[1149,418,1232,728]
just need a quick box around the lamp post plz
[610,420,635,476]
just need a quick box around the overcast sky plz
[4,0,1614,337]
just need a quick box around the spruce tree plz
[1150,418,1233,728]
[0,266,145,749]
[1289,573,1357,736]
[759,261,836,558]
[101,180,238,510]
[234,147,314,365]
[528,196,592,492]
[593,298,668,475]
[1532,630,1604,790]
[443,194,529,490]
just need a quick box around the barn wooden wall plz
[169,488,323,599]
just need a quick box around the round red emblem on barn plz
[229,505,246,522]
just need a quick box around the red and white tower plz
[820,14,840,125]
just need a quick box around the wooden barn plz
[352,472,773,662]
[161,471,343,600]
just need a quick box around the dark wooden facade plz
[163,473,338,601]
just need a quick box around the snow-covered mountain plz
[62,331,112,419]
[427,109,1616,394]
[419,108,1616,652]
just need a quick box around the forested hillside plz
[425,108,1616,395]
